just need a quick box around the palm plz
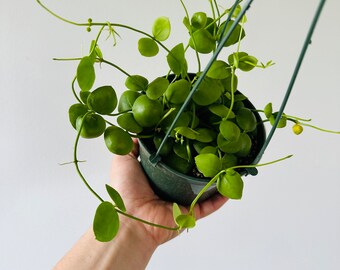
[110,141,228,245]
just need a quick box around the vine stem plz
[116,209,179,231]
[74,113,105,202]
[230,154,293,171]
[189,171,225,214]
[298,123,340,134]
[188,154,293,215]
[71,75,82,104]
[75,114,177,230]
[36,0,171,53]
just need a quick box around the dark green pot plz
[139,95,266,206]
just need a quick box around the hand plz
[110,139,228,247]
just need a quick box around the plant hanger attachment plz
[251,0,327,169]
[149,0,253,166]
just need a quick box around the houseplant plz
[36,0,338,242]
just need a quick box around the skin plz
[53,140,228,270]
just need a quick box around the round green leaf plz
[189,29,215,54]
[217,133,242,154]
[193,77,223,106]
[236,108,257,132]
[270,113,287,128]
[264,102,273,119]
[138,38,159,57]
[93,201,119,242]
[132,95,163,127]
[76,114,106,139]
[173,142,189,160]
[218,20,245,47]
[222,74,238,93]
[118,90,141,112]
[68,103,88,129]
[175,214,196,229]
[236,133,252,157]
[191,12,207,29]
[80,91,91,104]
[207,60,231,79]
[125,75,148,91]
[217,170,244,199]
[77,56,95,92]
[195,153,221,178]
[117,113,143,134]
[209,104,235,119]
[167,43,188,76]
[163,151,193,174]
[87,86,117,115]
[221,153,238,169]
[153,133,174,156]
[105,185,126,212]
[174,126,197,140]
[152,17,171,41]
[146,77,169,100]
[104,125,133,155]
[160,110,191,135]
[219,120,241,142]
[165,79,191,104]
[239,55,258,72]
[200,146,217,155]
[195,128,216,143]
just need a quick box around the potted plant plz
[36,0,338,242]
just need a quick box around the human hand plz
[110,139,228,247]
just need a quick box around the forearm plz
[53,219,157,270]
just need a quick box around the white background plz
[1,0,339,269]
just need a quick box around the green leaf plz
[182,17,191,31]
[146,77,169,100]
[152,17,171,41]
[195,153,221,177]
[172,203,182,220]
[189,29,215,54]
[125,75,149,91]
[173,142,189,160]
[93,201,120,242]
[217,170,243,199]
[200,146,217,155]
[87,85,117,115]
[77,56,95,92]
[117,113,143,134]
[118,90,141,112]
[193,77,224,106]
[239,55,258,72]
[167,43,188,77]
[218,20,245,47]
[221,153,238,169]
[195,128,216,143]
[68,103,88,129]
[174,126,197,140]
[209,104,235,119]
[165,79,191,104]
[175,214,196,229]
[207,60,231,79]
[105,184,126,212]
[270,113,287,128]
[236,133,252,157]
[236,108,257,132]
[219,120,241,142]
[264,102,273,119]
[191,12,207,29]
[138,38,159,57]
[217,133,242,154]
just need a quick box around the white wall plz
[1,0,339,269]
